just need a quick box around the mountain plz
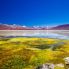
[50,24,69,30]
[0,24,69,30]
[0,24,30,30]
[31,26,47,30]
[0,24,47,30]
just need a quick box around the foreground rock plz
[36,57,69,69]
[64,57,69,69]
[36,63,65,69]
[36,63,54,69]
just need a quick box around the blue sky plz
[0,0,69,26]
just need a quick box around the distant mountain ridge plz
[50,24,69,30]
[0,24,69,30]
[0,24,29,30]
[0,24,47,30]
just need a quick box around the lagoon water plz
[0,30,69,39]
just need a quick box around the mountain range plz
[0,24,69,30]
[50,24,69,30]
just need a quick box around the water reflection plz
[0,30,69,39]
[22,32,69,39]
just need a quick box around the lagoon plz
[0,30,69,39]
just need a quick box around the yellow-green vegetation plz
[0,37,69,69]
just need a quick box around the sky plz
[0,0,69,26]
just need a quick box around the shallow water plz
[0,30,69,39]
